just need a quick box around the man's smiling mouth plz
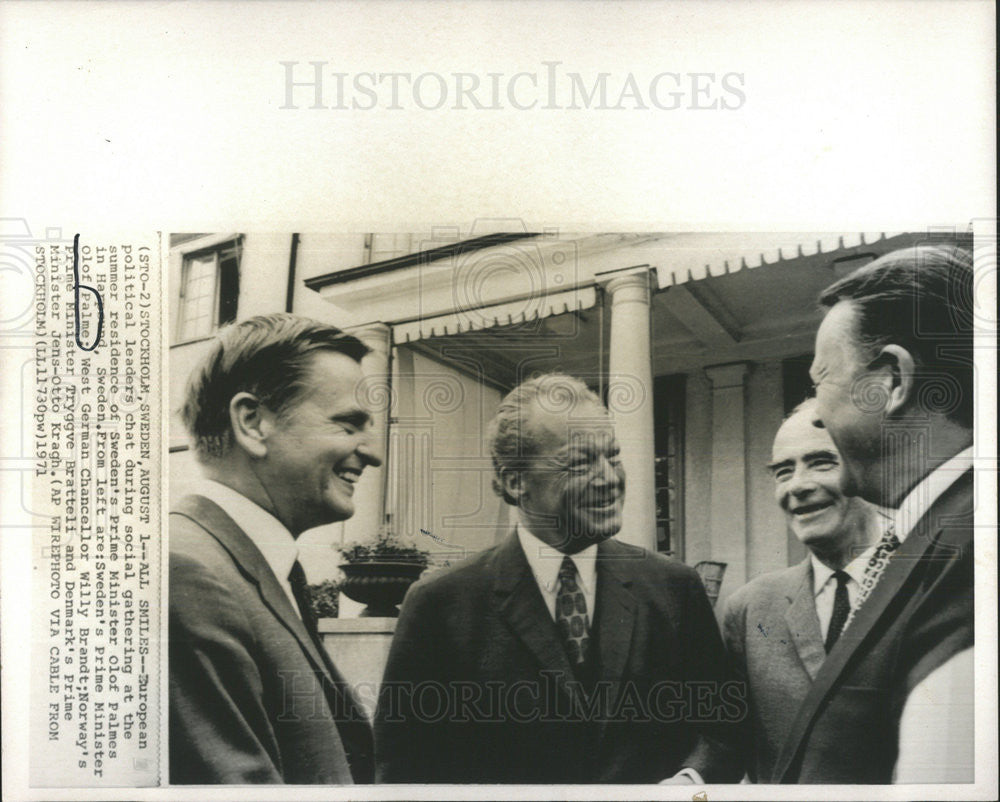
[792,500,834,517]
[334,468,361,487]
[584,495,620,511]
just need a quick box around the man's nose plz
[357,434,383,468]
[593,455,621,484]
[787,470,816,498]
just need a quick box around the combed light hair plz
[180,313,369,461]
[486,373,606,505]
[819,244,973,427]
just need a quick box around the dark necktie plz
[288,558,323,647]
[556,556,591,667]
[824,570,851,653]
[288,558,374,783]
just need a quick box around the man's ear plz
[500,466,524,503]
[229,392,272,459]
[872,344,916,416]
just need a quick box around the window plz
[782,354,815,414]
[364,233,414,264]
[177,239,241,341]
[653,374,686,557]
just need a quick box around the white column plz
[601,270,657,552]
[705,362,749,593]
[345,322,391,542]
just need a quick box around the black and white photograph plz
[0,1,995,800]
[165,229,977,785]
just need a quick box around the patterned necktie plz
[556,556,591,667]
[842,525,900,632]
[824,571,851,652]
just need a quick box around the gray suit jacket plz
[721,558,824,782]
[169,494,374,784]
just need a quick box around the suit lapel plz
[173,496,336,685]
[493,532,581,704]
[590,540,638,746]
[175,495,375,781]
[772,470,973,782]
[783,560,826,681]
[594,540,637,686]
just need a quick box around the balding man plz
[722,399,889,782]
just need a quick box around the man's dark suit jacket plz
[374,531,743,783]
[169,494,374,784]
[772,470,974,783]
[722,558,825,782]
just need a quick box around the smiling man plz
[721,399,889,782]
[169,313,381,784]
[772,244,976,784]
[375,374,741,784]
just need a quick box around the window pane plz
[176,240,242,341]
[179,253,217,340]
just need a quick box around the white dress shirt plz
[894,648,975,783]
[516,523,597,621]
[891,447,975,783]
[198,479,302,615]
[894,446,974,544]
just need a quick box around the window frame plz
[173,234,243,344]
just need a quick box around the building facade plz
[168,227,955,610]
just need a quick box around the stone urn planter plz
[338,560,427,617]
[338,532,430,617]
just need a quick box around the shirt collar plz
[809,540,880,596]
[894,446,974,543]
[809,553,837,597]
[516,522,597,596]
[199,479,299,585]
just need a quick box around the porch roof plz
[393,286,597,344]
[647,231,896,288]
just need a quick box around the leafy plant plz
[339,529,430,566]
[306,579,341,618]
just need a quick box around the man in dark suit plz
[170,313,381,784]
[722,399,889,781]
[374,374,743,784]
[772,243,975,783]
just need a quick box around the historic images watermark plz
[279,61,746,111]
[274,673,749,726]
